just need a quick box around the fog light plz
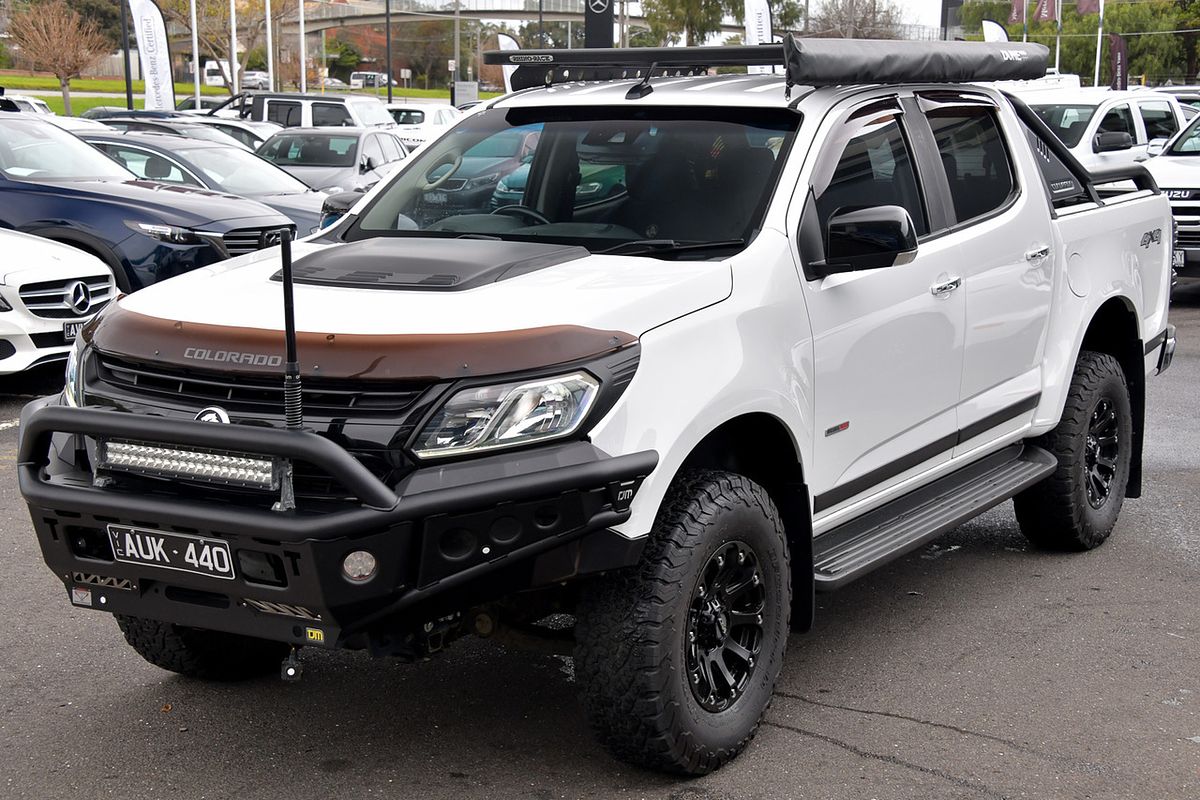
[342,550,377,583]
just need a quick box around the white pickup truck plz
[19,38,1175,776]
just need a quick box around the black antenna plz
[274,228,300,513]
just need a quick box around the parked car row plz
[0,86,470,376]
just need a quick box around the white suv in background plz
[0,230,115,375]
[1016,87,1187,170]
[385,102,462,150]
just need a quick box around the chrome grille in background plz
[19,275,112,319]
[222,227,294,258]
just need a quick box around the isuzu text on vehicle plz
[19,38,1175,775]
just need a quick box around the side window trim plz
[111,144,202,187]
[899,96,955,234]
[911,101,1022,236]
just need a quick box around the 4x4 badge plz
[195,406,231,424]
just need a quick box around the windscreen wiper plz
[598,238,746,257]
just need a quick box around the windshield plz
[259,133,358,167]
[352,99,394,127]
[351,106,798,256]
[0,117,134,181]
[1167,114,1200,155]
[178,145,310,194]
[1030,103,1099,148]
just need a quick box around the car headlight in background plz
[413,372,600,459]
[464,172,500,191]
[64,339,85,407]
[576,182,604,197]
[124,221,204,245]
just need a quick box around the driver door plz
[794,97,966,520]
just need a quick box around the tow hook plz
[281,646,303,682]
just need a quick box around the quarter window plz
[928,107,1015,224]
[815,115,928,237]
[1138,101,1178,140]
[361,135,386,169]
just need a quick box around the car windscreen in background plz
[260,135,358,167]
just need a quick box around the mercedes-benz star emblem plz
[589,0,610,12]
[195,406,231,424]
[65,281,91,315]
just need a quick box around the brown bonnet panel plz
[84,305,637,381]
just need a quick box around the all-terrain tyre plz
[574,470,791,775]
[115,615,289,681]
[1014,351,1133,550]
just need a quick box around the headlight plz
[576,181,603,197]
[64,339,85,407]
[465,172,500,190]
[124,221,203,245]
[495,180,511,193]
[322,185,345,194]
[413,372,600,459]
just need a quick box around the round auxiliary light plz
[341,550,378,583]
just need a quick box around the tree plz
[641,0,727,45]
[399,20,453,90]
[8,0,109,115]
[158,0,292,93]
[808,0,904,38]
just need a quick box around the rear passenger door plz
[913,94,1054,455]
[795,97,966,519]
[1137,98,1180,147]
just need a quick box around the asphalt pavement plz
[1,288,1198,799]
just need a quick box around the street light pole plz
[229,0,238,94]
[189,0,200,105]
[385,0,392,103]
[119,0,133,110]
[453,0,461,82]
[265,0,275,91]
[299,0,307,93]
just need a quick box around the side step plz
[813,444,1056,591]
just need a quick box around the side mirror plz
[319,189,364,229]
[1147,137,1168,157]
[1094,131,1134,153]
[360,156,375,173]
[822,205,918,274]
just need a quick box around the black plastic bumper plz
[19,398,657,649]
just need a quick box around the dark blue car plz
[0,113,292,292]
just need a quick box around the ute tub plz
[18,397,657,648]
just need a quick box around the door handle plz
[1025,245,1051,264]
[930,277,961,296]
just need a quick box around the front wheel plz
[115,615,289,681]
[574,470,791,775]
[1015,350,1133,550]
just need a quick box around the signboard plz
[127,0,175,110]
[453,81,479,106]
[585,0,613,48]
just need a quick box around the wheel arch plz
[675,412,815,633]
[29,228,131,293]
[1077,295,1146,498]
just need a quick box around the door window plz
[100,145,199,185]
[1097,104,1134,136]
[927,107,1016,224]
[377,134,402,163]
[361,135,386,170]
[815,114,928,237]
[266,100,301,127]
[312,102,352,127]
[1138,100,1178,140]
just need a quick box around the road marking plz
[0,418,19,432]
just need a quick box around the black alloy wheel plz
[1084,398,1119,509]
[686,541,766,713]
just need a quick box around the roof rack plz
[484,38,1049,94]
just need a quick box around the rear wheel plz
[1015,351,1132,550]
[115,615,289,681]
[574,470,791,774]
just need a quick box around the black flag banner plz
[585,0,614,48]
[1109,33,1128,90]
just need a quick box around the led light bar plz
[98,439,280,490]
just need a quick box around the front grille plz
[1176,229,1200,247]
[19,275,112,319]
[222,226,295,258]
[1169,204,1200,219]
[95,354,429,417]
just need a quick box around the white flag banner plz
[744,0,772,75]
[981,19,1010,43]
[497,33,520,94]
[127,0,175,110]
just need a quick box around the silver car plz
[255,127,408,193]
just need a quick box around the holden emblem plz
[195,406,231,424]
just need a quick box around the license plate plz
[1173,249,1185,268]
[108,525,236,580]
[63,320,86,342]
[425,192,447,204]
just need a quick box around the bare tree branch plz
[8,0,110,115]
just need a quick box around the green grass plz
[0,73,227,95]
